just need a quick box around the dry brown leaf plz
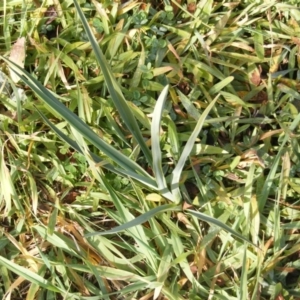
[182,201,193,210]
[45,5,58,24]
[187,2,197,14]
[259,129,283,140]
[9,37,26,83]
[250,66,262,86]
[171,0,181,14]
[238,149,265,169]
[292,36,300,46]
[275,294,285,300]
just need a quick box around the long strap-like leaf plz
[73,0,153,166]
[1,57,155,184]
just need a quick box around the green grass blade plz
[243,164,255,234]
[186,209,257,247]
[73,0,153,165]
[177,90,200,121]
[259,112,300,211]
[85,204,180,237]
[171,95,218,201]
[254,27,265,60]
[0,56,154,184]
[89,176,161,270]
[240,244,248,300]
[34,105,157,189]
[208,76,234,95]
[170,230,207,294]
[2,0,11,50]
[131,42,145,88]
[151,85,174,201]
[154,243,173,299]
[0,256,65,294]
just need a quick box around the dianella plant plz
[2,0,249,240]
[0,0,260,299]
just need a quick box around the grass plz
[0,0,300,299]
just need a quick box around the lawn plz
[0,0,300,299]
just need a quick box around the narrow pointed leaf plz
[35,105,157,189]
[85,204,181,237]
[1,56,154,183]
[73,0,153,165]
[151,85,174,201]
[0,256,64,293]
[186,209,258,247]
[171,96,219,198]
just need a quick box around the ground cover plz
[0,0,300,299]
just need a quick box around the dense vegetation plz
[1,0,300,299]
